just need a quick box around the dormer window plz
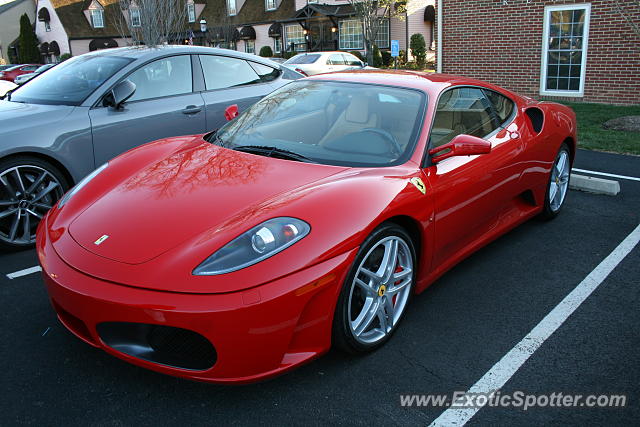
[90,8,104,28]
[187,2,196,23]
[130,8,141,27]
[227,0,236,16]
[265,0,276,11]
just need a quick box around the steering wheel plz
[363,128,402,157]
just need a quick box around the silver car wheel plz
[0,165,63,245]
[549,150,570,212]
[348,236,414,345]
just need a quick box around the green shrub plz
[346,50,365,62]
[372,45,383,67]
[18,14,40,63]
[259,46,273,57]
[410,33,427,69]
[282,51,297,60]
[58,53,72,62]
[398,49,407,66]
[381,50,392,67]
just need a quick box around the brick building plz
[440,0,640,105]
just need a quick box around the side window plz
[248,62,281,83]
[328,54,345,65]
[127,56,192,102]
[431,87,500,148]
[483,89,515,125]
[199,55,261,90]
[342,54,361,66]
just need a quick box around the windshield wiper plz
[233,145,315,163]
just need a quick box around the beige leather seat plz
[319,96,379,146]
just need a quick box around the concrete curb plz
[570,174,620,196]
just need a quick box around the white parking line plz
[6,266,42,279]
[573,168,640,182]
[429,223,640,426]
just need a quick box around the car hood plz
[0,100,74,131]
[68,142,348,265]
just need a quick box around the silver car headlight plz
[58,162,108,208]
[193,217,311,276]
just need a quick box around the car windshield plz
[10,55,131,106]
[213,80,426,167]
[285,54,321,65]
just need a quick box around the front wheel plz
[0,157,69,250]
[540,144,571,220]
[333,223,417,353]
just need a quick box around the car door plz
[326,54,348,73]
[197,55,280,131]
[342,54,365,71]
[89,54,206,165]
[425,87,511,266]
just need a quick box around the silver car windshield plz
[10,55,132,106]
[214,80,426,167]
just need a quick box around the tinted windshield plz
[214,80,426,167]
[285,54,320,65]
[10,55,131,106]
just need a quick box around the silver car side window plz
[127,55,192,102]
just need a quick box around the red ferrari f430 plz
[37,71,576,383]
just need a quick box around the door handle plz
[182,105,201,115]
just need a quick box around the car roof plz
[83,45,279,67]
[305,70,519,98]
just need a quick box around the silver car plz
[13,63,57,85]
[0,46,300,250]
[283,51,368,76]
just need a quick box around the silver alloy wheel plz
[348,236,414,345]
[549,150,570,212]
[0,165,63,245]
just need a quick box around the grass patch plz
[560,102,640,155]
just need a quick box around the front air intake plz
[97,322,216,371]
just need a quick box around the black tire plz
[540,144,571,221]
[333,222,417,354]
[0,156,70,251]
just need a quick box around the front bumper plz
[37,216,357,384]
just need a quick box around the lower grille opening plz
[97,322,216,371]
[53,301,95,345]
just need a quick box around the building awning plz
[39,42,49,54]
[49,41,60,56]
[210,27,240,43]
[239,25,256,40]
[424,5,435,22]
[268,22,282,38]
[88,38,118,51]
[38,7,51,22]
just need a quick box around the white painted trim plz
[436,0,442,73]
[539,3,591,97]
[573,168,640,182]
[6,266,42,279]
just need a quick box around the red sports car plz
[37,71,576,383]
[0,64,40,82]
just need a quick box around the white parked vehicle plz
[283,51,370,76]
[0,80,17,97]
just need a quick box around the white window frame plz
[338,19,364,50]
[227,0,237,16]
[285,24,305,52]
[245,40,255,54]
[90,8,104,28]
[374,17,389,49]
[187,3,196,23]
[45,20,51,32]
[539,3,591,97]
[274,37,281,53]
[130,8,141,27]
[265,0,276,11]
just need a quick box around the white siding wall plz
[34,0,70,58]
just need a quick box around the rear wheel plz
[0,157,68,250]
[333,223,416,353]
[540,144,571,220]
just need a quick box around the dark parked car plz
[0,46,301,250]
[0,64,41,82]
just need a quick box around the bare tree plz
[614,0,640,39]
[114,0,190,47]
[347,0,405,63]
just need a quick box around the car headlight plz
[58,163,108,208]
[193,217,310,276]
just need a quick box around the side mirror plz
[224,104,239,121]
[429,134,491,164]
[104,79,136,110]
[362,62,368,68]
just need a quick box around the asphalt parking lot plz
[1,148,638,426]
